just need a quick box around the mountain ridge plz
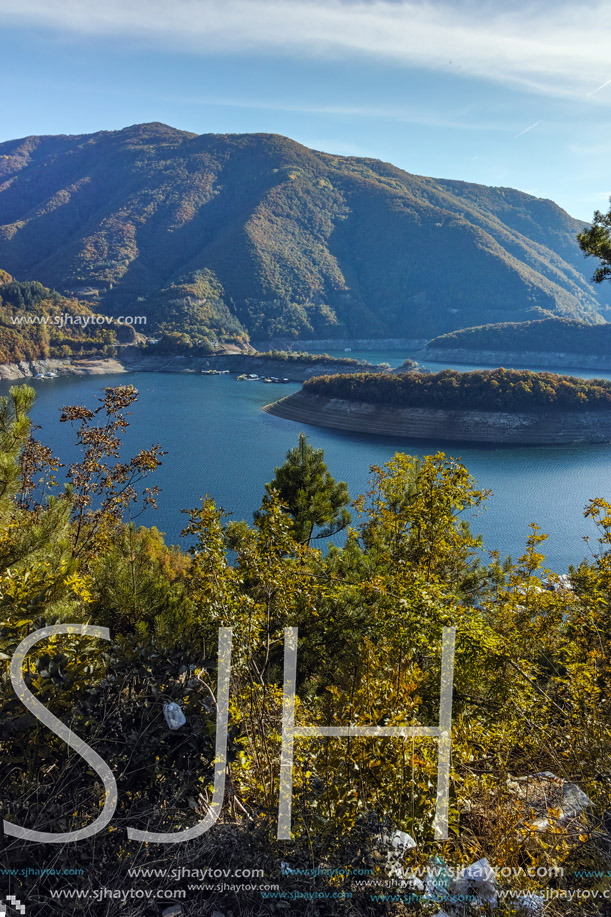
[0,123,605,345]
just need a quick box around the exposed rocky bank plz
[0,349,385,383]
[264,390,611,445]
[254,337,428,351]
[422,346,611,373]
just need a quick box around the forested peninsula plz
[423,317,611,370]
[265,368,611,444]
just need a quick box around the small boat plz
[34,373,45,379]
[237,374,247,381]
[246,374,259,380]
[46,372,58,378]
[219,370,230,374]
[280,378,290,383]
[263,377,273,383]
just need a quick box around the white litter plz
[161,906,183,917]
[163,701,186,730]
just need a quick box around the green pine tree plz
[578,200,611,283]
[257,432,351,545]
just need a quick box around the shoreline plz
[422,346,611,373]
[7,341,611,387]
[0,349,388,383]
[263,390,611,445]
[252,336,428,351]
[0,356,129,381]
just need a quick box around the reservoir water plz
[5,351,611,572]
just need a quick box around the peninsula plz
[264,368,611,445]
[423,317,611,372]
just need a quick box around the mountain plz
[0,122,606,345]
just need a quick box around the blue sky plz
[0,0,610,220]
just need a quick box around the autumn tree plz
[59,384,164,559]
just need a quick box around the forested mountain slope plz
[0,123,605,344]
[0,269,119,362]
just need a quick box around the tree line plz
[304,367,611,412]
[427,317,611,356]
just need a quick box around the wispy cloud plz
[1,1,611,102]
[586,78,611,97]
[154,92,512,132]
[514,120,542,139]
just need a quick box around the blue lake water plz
[5,352,611,572]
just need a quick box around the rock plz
[421,346,611,375]
[508,772,591,831]
[542,574,573,593]
[561,781,591,821]
[265,390,611,445]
